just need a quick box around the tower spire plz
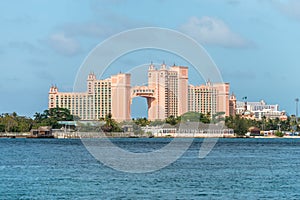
[149,61,155,70]
[161,61,166,70]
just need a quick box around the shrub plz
[275,131,284,137]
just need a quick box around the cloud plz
[272,0,300,21]
[45,3,151,57]
[180,16,253,48]
[46,33,81,56]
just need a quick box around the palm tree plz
[33,112,43,122]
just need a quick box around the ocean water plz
[1,138,300,199]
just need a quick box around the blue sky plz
[1,0,300,118]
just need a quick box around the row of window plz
[133,89,155,93]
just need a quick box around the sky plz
[1,0,300,118]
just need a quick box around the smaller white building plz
[142,124,177,137]
[236,100,287,120]
[142,123,234,137]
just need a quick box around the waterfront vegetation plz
[100,113,122,132]
[129,111,298,135]
[0,108,74,133]
[132,112,298,135]
[0,108,298,136]
[0,112,33,133]
[225,115,297,136]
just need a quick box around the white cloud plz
[272,0,300,20]
[46,16,144,56]
[180,16,252,48]
[47,33,81,56]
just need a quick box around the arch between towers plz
[130,86,162,121]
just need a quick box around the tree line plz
[225,115,297,136]
[0,108,297,135]
[0,108,74,133]
[133,112,297,136]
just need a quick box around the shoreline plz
[1,132,300,139]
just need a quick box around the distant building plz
[139,63,189,120]
[188,81,230,116]
[229,93,237,116]
[49,63,232,122]
[49,73,115,121]
[142,124,177,136]
[142,123,234,137]
[30,126,53,138]
[236,100,287,120]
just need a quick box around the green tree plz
[0,124,5,132]
[134,117,150,126]
[101,113,122,132]
[212,112,225,124]
[32,107,74,129]
[180,112,210,123]
[47,107,74,121]
[0,113,32,132]
[165,115,178,125]
[2,115,18,132]
[149,120,165,126]
[280,117,290,131]
[16,116,33,132]
[275,131,284,137]
[225,115,248,136]
[33,112,47,123]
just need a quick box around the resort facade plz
[236,100,287,121]
[49,63,234,122]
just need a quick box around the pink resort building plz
[49,63,233,122]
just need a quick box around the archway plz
[131,86,157,121]
[130,97,148,119]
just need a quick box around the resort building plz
[49,63,232,122]
[188,81,231,116]
[236,100,287,120]
[229,94,237,116]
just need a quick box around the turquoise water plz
[1,138,300,199]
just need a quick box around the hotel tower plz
[49,63,232,122]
